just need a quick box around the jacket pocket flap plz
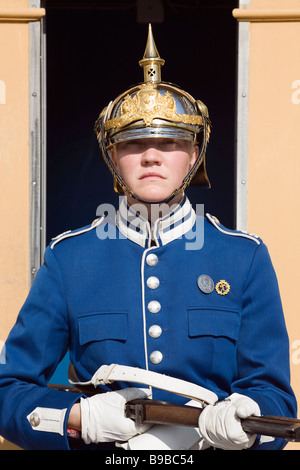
[78,312,127,345]
[188,307,240,340]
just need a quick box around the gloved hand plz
[80,387,152,444]
[198,393,260,450]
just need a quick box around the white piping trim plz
[160,209,196,246]
[159,199,189,230]
[141,248,152,371]
[50,217,105,249]
[206,213,260,245]
[140,244,160,374]
[117,197,196,247]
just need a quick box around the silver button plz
[29,412,40,427]
[150,350,163,364]
[148,325,162,338]
[146,253,158,266]
[146,276,160,289]
[148,300,161,313]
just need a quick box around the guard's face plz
[110,138,199,204]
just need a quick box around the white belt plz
[69,363,218,405]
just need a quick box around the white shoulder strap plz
[69,363,218,405]
[206,213,261,245]
[50,216,104,249]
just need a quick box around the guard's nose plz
[141,146,163,166]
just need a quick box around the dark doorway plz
[44,0,238,384]
[44,0,238,245]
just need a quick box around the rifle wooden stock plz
[48,384,300,442]
[125,399,300,442]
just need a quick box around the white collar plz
[116,196,196,248]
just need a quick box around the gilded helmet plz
[95,24,211,203]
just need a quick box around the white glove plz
[80,387,152,444]
[198,393,261,450]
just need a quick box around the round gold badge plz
[215,280,230,296]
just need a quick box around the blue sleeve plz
[232,242,297,450]
[0,246,82,449]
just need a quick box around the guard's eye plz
[159,139,177,148]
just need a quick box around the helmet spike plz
[139,23,165,83]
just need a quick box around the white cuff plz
[27,407,67,436]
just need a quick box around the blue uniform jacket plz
[0,197,297,449]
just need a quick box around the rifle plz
[125,398,300,442]
[48,384,300,442]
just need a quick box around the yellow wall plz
[0,0,30,349]
[0,0,44,450]
[234,0,300,450]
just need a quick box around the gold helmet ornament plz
[95,24,211,204]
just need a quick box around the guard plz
[0,24,296,451]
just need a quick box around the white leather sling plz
[68,363,218,405]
